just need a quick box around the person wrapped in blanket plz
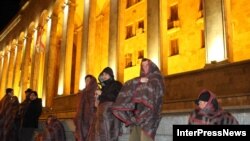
[188,90,239,125]
[36,115,66,141]
[0,88,19,141]
[74,75,98,141]
[112,58,165,141]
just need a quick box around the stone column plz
[13,40,24,99]
[147,0,161,68]
[79,0,91,90]
[6,45,16,88]
[64,1,76,94]
[0,53,4,97]
[30,39,40,90]
[204,0,227,63]
[108,0,119,79]
[0,51,10,97]
[21,33,33,101]
[59,1,76,95]
[46,14,59,108]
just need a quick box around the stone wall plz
[163,60,250,112]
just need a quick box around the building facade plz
[0,0,250,118]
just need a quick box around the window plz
[201,30,205,48]
[138,20,144,29]
[168,4,179,29]
[126,0,133,8]
[126,0,142,8]
[138,50,144,59]
[136,20,144,34]
[126,25,134,39]
[125,53,133,68]
[170,39,179,56]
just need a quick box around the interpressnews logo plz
[173,125,250,140]
[177,129,246,136]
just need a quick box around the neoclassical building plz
[0,0,250,135]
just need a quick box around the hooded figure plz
[74,75,98,141]
[112,58,165,141]
[0,88,19,141]
[89,67,123,141]
[188,89,239,125]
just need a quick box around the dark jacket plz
[22,98,42,128]
[98,67,122,104]
[98,79,122,103]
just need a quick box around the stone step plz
[38,108,250,141]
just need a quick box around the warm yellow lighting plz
[124,66,140,82]
[42,92,46,107]
[58,70,64,95]
[79,76,86,90]
[151,57,160,68]
[148,43,160,68]
[34,29,38,46]
[206,35,226,63]
[18,91,22,102]
[109,60,117,79]
[46,17,52,42]
[57,84,64,95]
[79,58,86,90]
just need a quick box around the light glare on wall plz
[151,57,159,68]
[42,92,46,107]
[79,76,85,90]
[57,83,64,95]
[207,35,226,63]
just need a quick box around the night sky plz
[0,0,21,32]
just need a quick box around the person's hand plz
[140,77,148,83]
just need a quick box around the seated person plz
[35,115,66,141]
[188,90,239,125]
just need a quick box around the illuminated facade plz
[0,0,250,117]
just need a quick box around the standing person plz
[90,67,123,141]
[188,90,239,125]
[74,75,98,141]
[35,115,66,141]
[20,91,42,141]
[18,88,33,127]
[112,58,165,141]
[0,88,19,141]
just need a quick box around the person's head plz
[99,67,114,82]
[30,91,38,101]
[47,115,53,125]
[6,88,14,96]
[141,59,150,74]
[25,88,32,98]
[47,115,57,125]
[195,91,210,109]
[85,75,92,86]
[140,58,161,77]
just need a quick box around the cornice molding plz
[0,15,21,42]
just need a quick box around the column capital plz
[0,51,4,57]
[5,45,11,53]
[11,44,18,51]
